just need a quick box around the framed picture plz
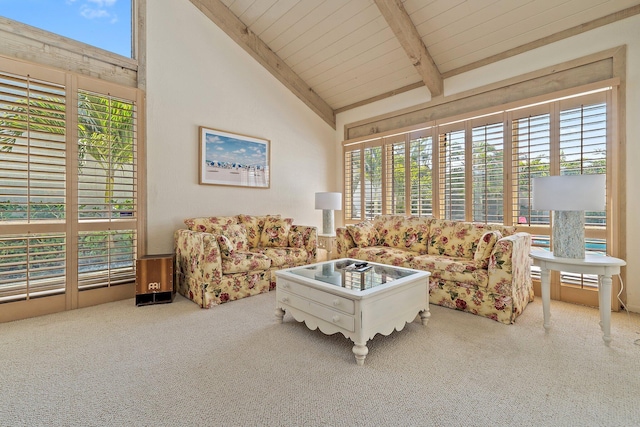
[199,126,270,188]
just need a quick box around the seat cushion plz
[221,252,271,274]
[254,247,308,267]
[346,246,414,267]
[411,254,489,288]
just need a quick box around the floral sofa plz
[336,215,533,324]
[174,214,317,308]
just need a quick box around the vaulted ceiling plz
[189,0,640,128]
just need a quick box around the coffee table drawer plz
[278,290,355,332]
[278,279,355,315]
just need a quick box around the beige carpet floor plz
[1,292,639,427]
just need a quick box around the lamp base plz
[552,211,585,259]
[322,209,335,236]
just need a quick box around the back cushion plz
[184,216,238,233]
[346,221,379,247]
[373,215,430,253]
[259,217,293,247]
[238,214,281,247]
[213,224,249,253]
[428,219,512,259]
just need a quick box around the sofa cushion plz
[238,214,281,248]
[259,217,293,247]
[428,219,512,259]
[184,216,238,233]
[346,246,414,267]
[473,230,502,268]
[346,221,378,247]
[374,215,430,253]
[221,252,271,274]
[215,225,250,257]
[255,247,308,267]
[410,254,489,288]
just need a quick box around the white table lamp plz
[315,192,342,236]
[532,174,605,259]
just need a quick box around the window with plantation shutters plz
[342,83,617,308]
[0,70,67,301]
[438,130,465,221]
[0,56,142,316]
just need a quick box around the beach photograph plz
[199,127,270,188]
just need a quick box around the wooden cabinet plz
[135,254,175,306]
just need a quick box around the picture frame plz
[199,126,270,188]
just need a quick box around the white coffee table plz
[275,259,431,365]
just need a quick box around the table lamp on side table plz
[532,174,605,259]
[315,192,342,236]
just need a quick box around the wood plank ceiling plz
[190,0,640,128]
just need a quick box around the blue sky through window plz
[0,0,132,58]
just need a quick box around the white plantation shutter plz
[559,99,607,228]
[77,90,137,290]
[439,130,465,220]
[364,146,382,220]
[557,95,608,288]
[409,133,433,217]
[384,136,406,215]
[511,110,551,227]
[0,70,67,301]
[472,122,504,223]
[344,147,362,221]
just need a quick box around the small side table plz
[135,254,175,306]
[530,251,626,345]
[318,234,336,260]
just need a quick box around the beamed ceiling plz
[189,0,640,128]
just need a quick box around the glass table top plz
[287,259,418,291]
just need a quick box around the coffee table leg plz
[420,308,431,325]
[275,307,285,323]
[352,341,368,366]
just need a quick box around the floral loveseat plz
[175,214,317,308]
[336,215,533,324]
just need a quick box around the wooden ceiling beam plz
[188,0,336,129]
[374,0,443,98]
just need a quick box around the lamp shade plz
[315,192,342,210]
[532,175,605,211]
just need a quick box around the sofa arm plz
[336,227,355,258]
[174,229,223,307]
[487,232,533,300]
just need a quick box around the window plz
[0,56,142,311]
[0,1,133,58]
[343,86,613,250]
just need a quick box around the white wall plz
[336,15,640,312]
[145,0,336,254]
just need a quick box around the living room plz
[1,0,640,424]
